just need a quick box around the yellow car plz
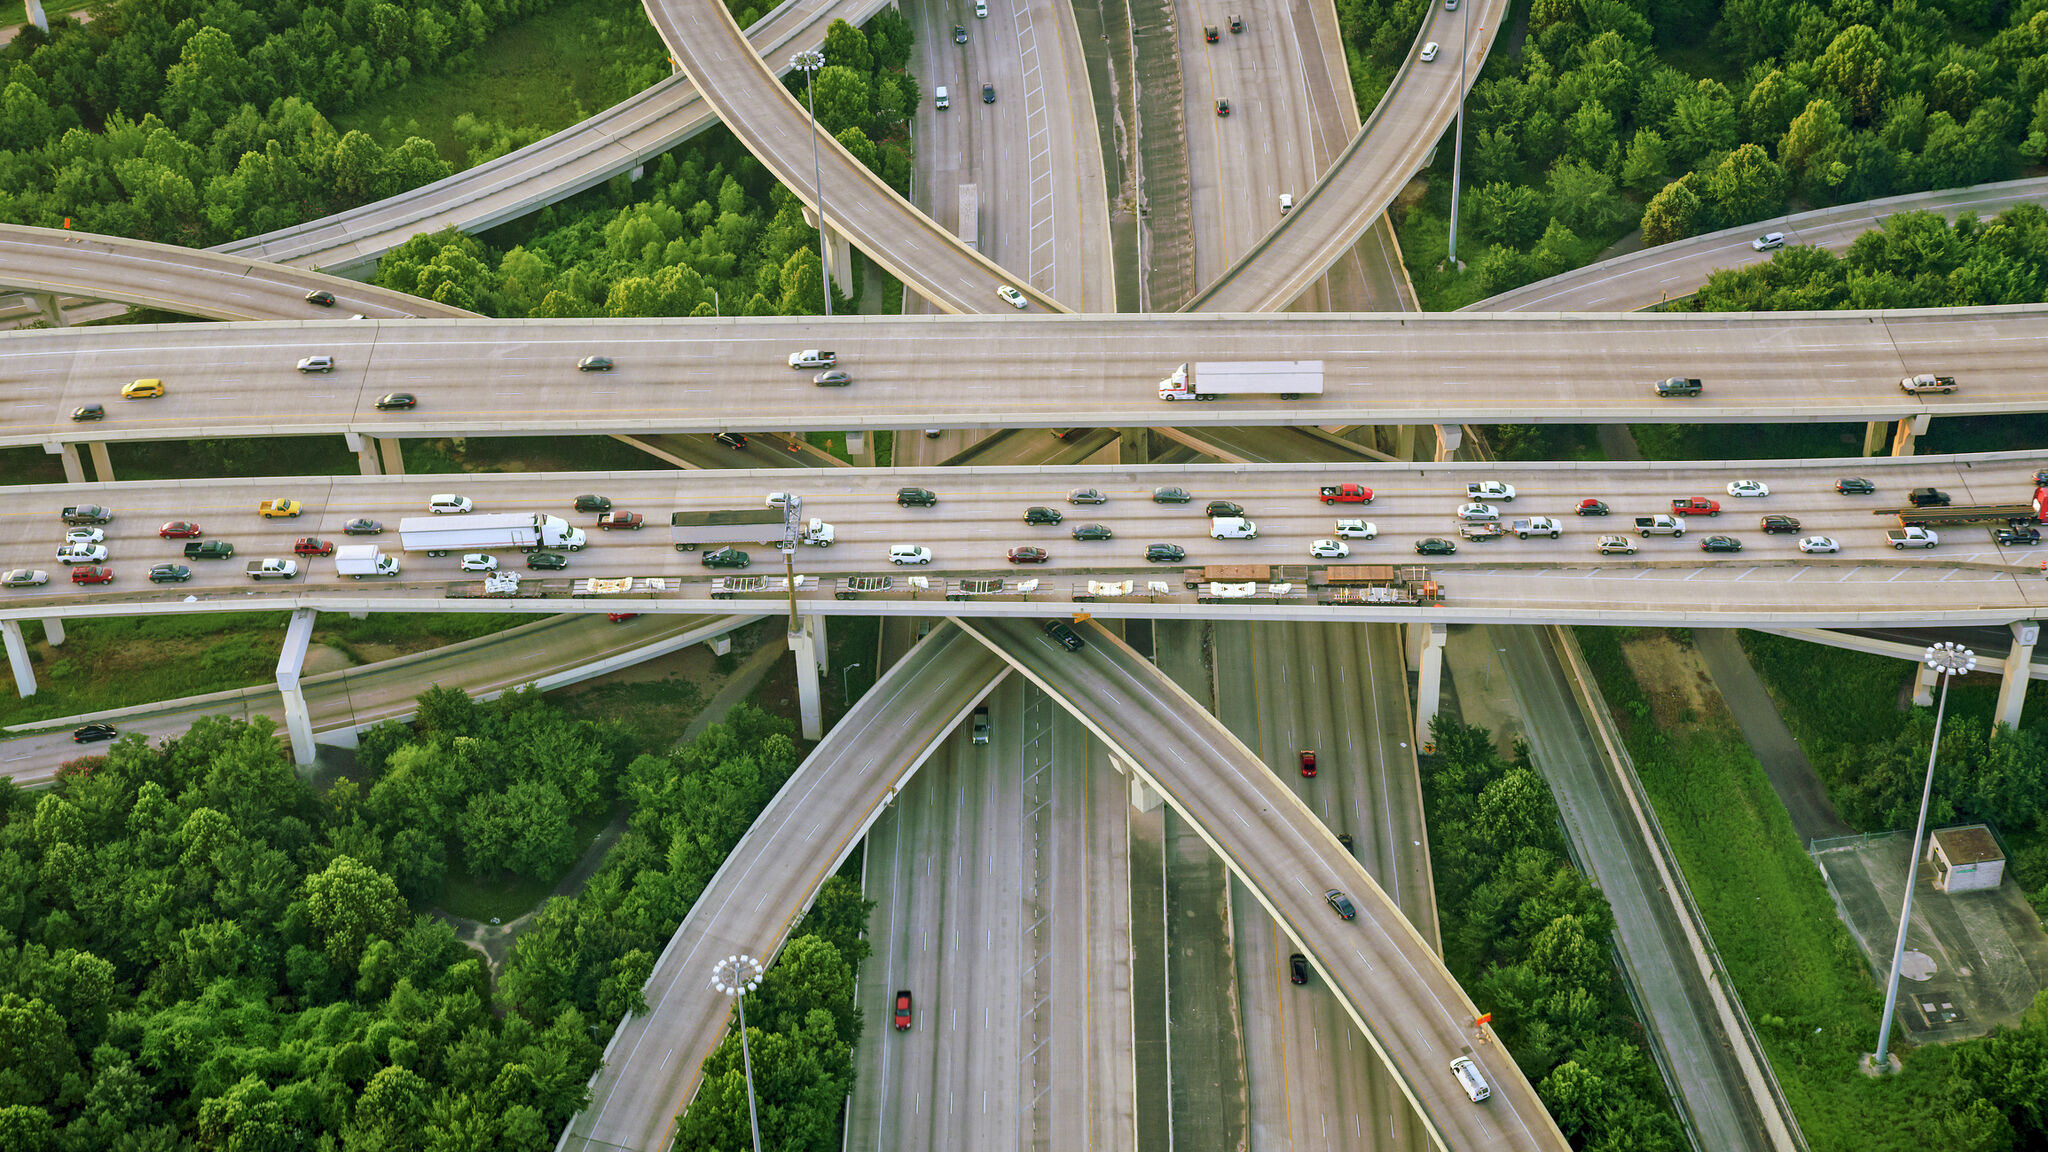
[122,379,165,399]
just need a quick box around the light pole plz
[790,48,833,317]
[1446,4,1472,266]
[841,662,863,706]
[711,953,767,1152]
[1868,641,1975,1075]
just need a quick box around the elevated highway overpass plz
[5,308,2045,455]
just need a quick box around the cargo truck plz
[397,513,586,557]
[1158,360,1325,401]
[334,545,400,578]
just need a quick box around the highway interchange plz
[7,0,2039,1147]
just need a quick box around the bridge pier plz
[1118,429,1151,465]
[42,618,64,646]
[1863,421,1889,456]
[1995,623,2038,729]
[380,436,405,474]
[86,441,114,482]
[800,207,855,301]
[275,609,319,766]
[45,442,85,483]
[1128,767,1163,813]
[347,432,382,476]
[2,620,34,698]
[1912,661,1938,707]
[1406,622,1447,742]
[789,614,826,739]
[1891,414,1929,456]
[31,292,64,325]
[1391,424,1417,461]
[1431,424,1462,462]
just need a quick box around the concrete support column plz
[379,436,405,475]
[347,432,382,476]
[1414,623,1448,746]
[87,441,114,482]
[1392,424,1417,461]
[31,292,63,325]
[24,1,48,32]
[42,618,64,647]
[1863,421,1890,457]
[806,612,828,675]
[1128,768,1162,813]
[800,207,855,300]
[788,620,823,740]
[1891,414,1930,457]
[707,634,732,656]
[1913,661,1938,707]
[275,609,319,766]
[1995,622,2039,730]
[46,441,85,484]
[1405,619,1427,671]
[1431,424,1464,462]
[1118,429,1152,464]
[2,619,34,698]
[845,431,866,457]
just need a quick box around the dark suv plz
[1205,500,1244,518]
[898,487,938,507]
[1760,514,1801,534]
[1908,487,1950,507]
[1836,477,1876,495]
[1044,621,1085,651]
[1024,506,1063,525]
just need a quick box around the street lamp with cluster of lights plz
[789,48,833,317]
[711,953,767,1151]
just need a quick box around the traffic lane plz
[1476,177,2048,313]
[960,615,1572,1152]
[566,625,1009,1152]
[15,308,2048,443]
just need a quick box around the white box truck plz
[397,513,586,557]
[334,544,400,578]
[1159,361,1324,401]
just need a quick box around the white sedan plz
[1797,536,1840,554]
[64,527,105,545]
[459,553,499,572]
[996,285,1028,309]
[1310,539,1350,559]
[1455,502,1500,522]
[1335,519,1377,539]
[1726,480,1770,498]
[1420,40,1439,61]
[1,569,50,588]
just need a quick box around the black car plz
[1996,524,2042,547]
[305,289,335,306]
[1071,524,1113,541]
[1145,543,1186,563]
[954,23,967,41]
[343,518,383,535]
[147,563,191,583]
[1044,620,1085,651]
[1289,954,1309,985]
[701,547,751,569]
[2034,469,2048,487]
[1699,535,1743,553]
[1153,487,1192,504]
[71,404,104,422]
[375,393,416,410]
[1024,506,1064,525]
[898,487,938,507]
[1205,500,1244,518]
[716,432,748,449]
[577,355,613,372]
[1215,99,1230,117]
[527,552,570,570]
[1323,889,1356,920]
[1414,537,1457,556]
[1908,487,1950,507]
[574,494,613,513]
[1337,832,1354,852]
[1760,515,1801,534]
[982,83,996,103]
[72,723,117,743]
[1069,488,1107,505]
[1836,477,1876,495]
[1230,13,1243,31]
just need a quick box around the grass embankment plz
[3,612,526,728]
[1573,626,1953,1152]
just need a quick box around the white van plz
[429,494,473,514]
[1449,1057,1491,1102]
[1210,516,1258,539]
[935,85,950,109]
[975,0,988,15]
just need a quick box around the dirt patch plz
[301,644,358,675]
[1618,631,1725,727]
[1391,175,1429,214]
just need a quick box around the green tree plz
[1815,24,1890,122]
[809,66,872,136]
[1700,143,1787,229]
[1779,99,1849,199]
[821,19,874,75]
[1546,161,1631,236]
[1469,182,1548,250]
[302,856,408,973]
[1618,130,1669,196]
[1663,79,1738,167]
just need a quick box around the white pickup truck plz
[1633,514,1686,537]
[1511,516,1561,539]
[1887,526,1940,549]
[1467,481,1516,501]
[788,349,836,368]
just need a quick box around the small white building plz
[1929,825,2005,893]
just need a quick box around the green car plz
[1414,538,1457,556]
[897,487,938,508]
[701,547,751,569]
[184,540,235,560]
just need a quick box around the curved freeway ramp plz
[0,225,475,320]
[559,622,1009,1152]
[1186,0,1505,313]
[643,0,1064,313]
[957,616,1570,1151]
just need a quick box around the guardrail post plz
[1995,622,2038,729]
[2,620,35,698]
[275,609,319,767]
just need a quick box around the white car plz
[64,527,105,545]
[1334,519,1376,539]
[1420,41,1439,61]
[1309,539,1350,559]
[297,355,334,373]
[1798,536,1840,554]
[1752,232,1785,251]
[429,494,473,514]
[1466,480,1516,501]
[1726,480,1770,498]
[56,544,108,564]
[2,569,50,588]
[459,553,499,572]
[996,285,1028,309]
[1455,502,1499,522]
[889,545,933,565]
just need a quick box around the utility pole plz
[790,49,833,316]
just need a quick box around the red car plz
[1299,749,1317,777]
[71,565,113,585]
[158,521,202,538]
[893,990,913,1031]
[598,511,644,530]
[1671,497,1721,516]
[607,613,641,623]
[1008,547,1049,564]
[293,537,334,556]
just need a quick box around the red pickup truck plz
[597,511,645,530]
[1319,484,1374,505]
[1670,497,1721,516]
